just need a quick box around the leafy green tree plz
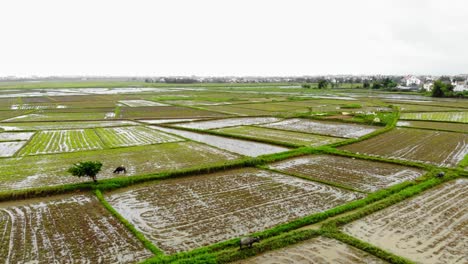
[301,83,311,89]
[318,79,329,89]
[68,161,103,182]
[363,81,370,89]
[372,81,382,89]
[431,80,445,97]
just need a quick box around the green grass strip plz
[94,189,163,256]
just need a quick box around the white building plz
[423,82,434,91]
[402,75,422,86]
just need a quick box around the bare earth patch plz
[0,194,153,263]
[238,236,386,264]
[343,179,468,264]
[106,168,364,254]
[270,155,425,192]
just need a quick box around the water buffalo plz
[113,166,126,174]
[239,237,260,250]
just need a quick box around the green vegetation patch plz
[18,129,105,156]
[0,141,239,191]
[95,126,183,148]
[214,126,343,147]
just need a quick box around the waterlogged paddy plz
[239,236,386,264]
[270,155,424,192]
[0,120,139,131]
[340,128,468,167]
[0,194,152,263]
[343,179,468,264]
[119,100,169,107]
[0,131,34,141]
[0,142,239,191]
[215,126,343,147]
[152,126,289,157]
[397,120,468,133]
[0,141,27,157]
[105,168,364,253]
[400,111,468,123]
[173,117,281,130]
[261,118,378,138]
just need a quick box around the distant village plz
[1,74,467,93]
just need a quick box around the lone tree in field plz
[68,161,103,183]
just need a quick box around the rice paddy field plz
[340,128,468,167]
[105,168,364,253]
[0,82,467,263]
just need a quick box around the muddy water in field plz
[343,179,468,264]
[0,194,152,263]
[238,236,387,264]
[174,117,282,130]
[261,118,377,138]
[270,155,424,192]
[106,168,364,253]
[340,128,468,167]
[0,141,27,157]
[152,126,289,157]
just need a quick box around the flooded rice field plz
[238,236,386,264]
[0,194,153,263]
[215,126,343,147]
[340,128,468,167]
[173,117,281,130]
[400,111,468,123]
[397,120,468,133]
[0,141,28,157]
[138,118,204,124]
[152,126,289,157]
[0,142,239,191]
[118,100,169,107]
[343,179,468,264]
[105,168,364,253]
[260,118,378,138]
[95,126,183,147]
[270,155,424,192]
[0,131,35,141]
[0,120,139,131]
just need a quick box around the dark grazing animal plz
[113,166,126,174]
[436,172,445,178]
[239,237,260,250]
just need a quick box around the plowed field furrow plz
[95,126,183,148]
[106,168,363,253]
[18,129,106,155]
[343,179,468,264]
[0,195,153,263]
[237,236,387,264]
[270,155,424,192]
[340,128,468,167]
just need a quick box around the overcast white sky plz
[0,0,467,77]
